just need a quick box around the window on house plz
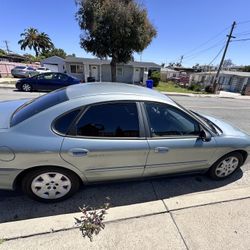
[70,65,77,73]
[70,64,84,74]
[116,67,123,77]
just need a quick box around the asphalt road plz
[0,89,249,223]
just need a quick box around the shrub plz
[205,85,213,93]
[188,84,202,92]
[75,199,110,241]
[150,71,160,87]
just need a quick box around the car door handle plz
[68,148,89,157]
[154,147,169,153]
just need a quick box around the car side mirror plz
[199,129,211,142]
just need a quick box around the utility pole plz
[3,40,10,54]
[179,55,183,65]
[212,21,236,93]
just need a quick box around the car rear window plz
[11,88,69,127]
[15,66,26,69]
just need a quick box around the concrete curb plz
[163,186,250,211]
[0,84,15,89]
[1,186,250,240]
[0,200,166,240]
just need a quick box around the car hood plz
[202,114,249,137]
[0,99,30,129]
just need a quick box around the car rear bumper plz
[0,168,22,190]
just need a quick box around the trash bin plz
[146,79,153,89]
[87,76,95,82]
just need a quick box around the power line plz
[232,38,250,42]
[237,19,250,25]
[181,26,230,57]
[182,39,226,63]
[207,45,225,66]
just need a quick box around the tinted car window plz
[15,66,26,69]
[75,102,139,137]
[27,67,34,70]
[11,88,69,126]
[54,109,81,135]
[56,73,68,81]
[145,102,200,137]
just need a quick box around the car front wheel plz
[21,83,32,92]
[22,167,80,202]
[209,152,243,180]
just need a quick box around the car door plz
[142,102,217,177]
[36,73,55,91]
[59,101,149,182]
[51,73,71,90]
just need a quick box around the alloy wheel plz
[22,83,31,92]
[215,156,239,178]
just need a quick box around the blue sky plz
[1,0,250,66]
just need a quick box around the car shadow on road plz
[0,169,244,223]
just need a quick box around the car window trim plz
[65,100,146,140]
[141,101,208,139]
[51,107,84,136]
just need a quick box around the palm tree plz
[38,32,54,52]
[18,28,54,57]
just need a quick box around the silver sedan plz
[0,83,249,202]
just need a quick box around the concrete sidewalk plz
[1,185,250,250]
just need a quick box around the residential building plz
[40,56,65,73]
[64,56,161,83]
[189,71,250,93]
[161,67,180,81]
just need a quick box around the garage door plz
[44,64,59,72]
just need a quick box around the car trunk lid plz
[0,99,30,129]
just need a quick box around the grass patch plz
[0,239,5,245]
[155,81,206,94]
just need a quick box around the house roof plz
[65,56,161,68]
[191,70,250,77]
[41,56,65,64]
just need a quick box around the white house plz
[160,67,180,81]
[41,56,65,73]
[189,70,250,93]
[64,56,161,83]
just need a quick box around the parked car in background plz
[36,67,51,74]
[15,72,80,92]
[11,66,36,78]
[0,83,249,202]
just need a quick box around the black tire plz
[22,167,80,202]
[21,83,32,92]
[208,152,243,180]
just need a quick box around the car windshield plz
[11,88,69,127]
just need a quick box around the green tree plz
[76,0,156,82]
[23,53,37,63]
[0,49,6,56]
[41,48,67,58]
[242,65,250,72]
[18,28,54,57]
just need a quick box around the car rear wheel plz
[22,167,80,202]
[209,152,243,180]
[21,83,32,92]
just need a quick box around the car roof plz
[66,82,175,105]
